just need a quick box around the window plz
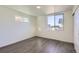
[48,13,64,30]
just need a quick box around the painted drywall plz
[36,10,74,43]
[0,6,36,47]
[74,6,79,52]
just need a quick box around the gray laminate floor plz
[0,36,76,53]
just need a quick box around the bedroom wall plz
[73,6,79,52]
[36,10,74,43]
[0,6,36,47]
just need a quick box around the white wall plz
[36,10,74,43]
[0,6,36,47]
[74,6,79,52]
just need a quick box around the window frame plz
[47,12,64,31]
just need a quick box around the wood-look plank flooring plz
[0,36,76,53]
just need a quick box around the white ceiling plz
[6,5,73,16]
